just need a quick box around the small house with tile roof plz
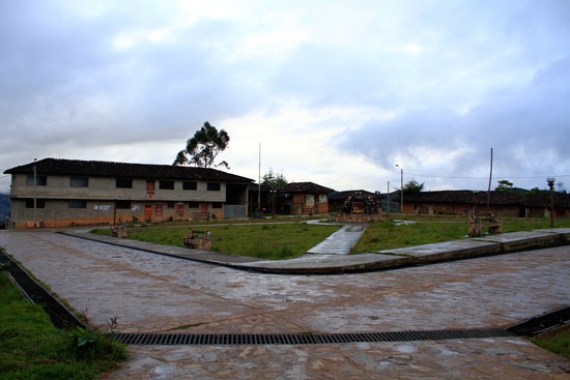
[4,158,253,228]
[284,181,334,215]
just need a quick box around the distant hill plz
[0,194,10,222]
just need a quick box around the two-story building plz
[4,158,253,228]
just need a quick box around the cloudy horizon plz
[1,0,569,195]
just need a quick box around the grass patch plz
[91,216,570,258]
[352,217,466,253]
[532,326,570,360]
[93,222,340,260]
[0,271,128,380]
[351,216,570,254]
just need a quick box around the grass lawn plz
[93,215,570,258]
[0,270,127,380]
[532,326,570,361]
[351,215,570,254]
[94,221,341,260]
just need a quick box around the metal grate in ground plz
[113,328,514,346]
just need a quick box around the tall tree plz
[173,122,230,169]
[262,168,288,189]
[402,179,424,194]
[495,179,514,192]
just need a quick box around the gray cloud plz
[1,1,569,193]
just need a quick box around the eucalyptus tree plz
[173,122,230,169]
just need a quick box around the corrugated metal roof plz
[4,158,254,183]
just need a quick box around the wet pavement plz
[0,229,569,379]
[306,223,366,255]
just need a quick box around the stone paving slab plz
[1,231,570,379]
[533,228,570,244]
[473,230,568,253]
[112,338,570,380]
[377,239,500,263]
[235,253,412,274]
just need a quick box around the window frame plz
[69,200,87,209]
[207,182,221,191]
[70,176,89,188]
[25,199,46,208]
[183,181,197,191]
[116,178,133,188]
[159,180,175,190]
[27,175,47,186]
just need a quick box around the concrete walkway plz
[306,222,367,255]
[1,229,569,379]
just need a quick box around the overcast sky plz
[1,0,569,194]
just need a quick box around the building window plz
[25,199,45,208]
[167,202,175,208]
[69,200,87,209]
[116,179,133,188]
[212,202,222,209]
[116,200,131,209]
[159,180,175,190]
[27,175,47,186]
[70,177,89,187]
[183,181,197,190]
[188,201,199,208]
[207,182,221,191]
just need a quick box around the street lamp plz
[396,164,403,213]
[547,177,555,228]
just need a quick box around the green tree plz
[527,187,544,196]
[173,122,230,169]
[262,168,288,189]
[402,179,424,194]
[495,179,514,192]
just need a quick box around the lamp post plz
[547,177,555,228]
[396,164,403,213]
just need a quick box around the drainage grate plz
[507,306,570,336]
[112,328,514,346]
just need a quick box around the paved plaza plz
[1,229,569,379]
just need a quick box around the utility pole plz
[33,158,37,228]
[258,143,261,215]
[396,164,403,213]
[487,147,493,212]
[547,177,555,228]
